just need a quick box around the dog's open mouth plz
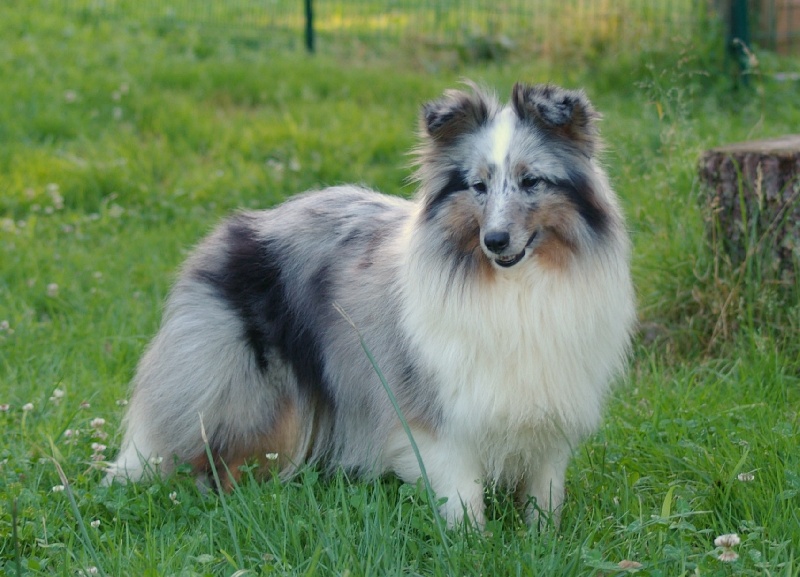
[493,231,539,268]
[495,252,525,268]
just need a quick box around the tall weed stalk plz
[333,303,455,567]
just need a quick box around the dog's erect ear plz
[421,86,490,144]
[511,83,599,156]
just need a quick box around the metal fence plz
[57,0,799,56]
[59,0,704,54]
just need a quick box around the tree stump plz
[699,135,800,281]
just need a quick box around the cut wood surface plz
[699,135,800,279]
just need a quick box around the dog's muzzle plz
[488,230,539,268]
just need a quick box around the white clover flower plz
[64,429,77,444]
[0,404,9,412]
[169,491,180,505]
[46,283,59,297]
[90,519,101,528]
[90,417,106,428]
[115,399,128,406]
[737,471,755,482]
[51,388,65,398]
[714,533,741,563]
[91,443,107,453]
[265,452,279,461]
[0,320,9,331]
[714,534,741,548]
[149,456,163,466]
[52,485,65,493]
[22,403,34,412]
[80,401,91,409]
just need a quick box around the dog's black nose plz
[484,231,510,254]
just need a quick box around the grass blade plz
[51,459,109,577]
[333,303,453,560]
[11,498,21,577]
[198,414,245,570]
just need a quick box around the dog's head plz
[414,82,617,273]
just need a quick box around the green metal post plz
[729,0,751,82]
[305,0,315,53]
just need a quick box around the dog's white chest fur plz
[401,249,633,482]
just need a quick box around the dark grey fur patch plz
[193,214,332,403]
[511,83,599,156]
[422,87,490,143]
[422,168,469,221]
[556,169,608,236]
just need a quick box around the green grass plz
[2,1,800,575]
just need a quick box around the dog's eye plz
[520,176,541,190]
[471,181,488,194]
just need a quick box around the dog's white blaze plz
[482,106,517,241]
[490,107,515,167]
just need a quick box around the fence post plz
[728,0,751,82]
[305,0,315,53]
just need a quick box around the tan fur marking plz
[441,196,495,281]
[191,399,302,490]
[528,196,580,272]
[534,236,574,271]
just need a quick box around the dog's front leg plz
[384,427,486,529]
[433,459,486,529]
[519,446,570,528]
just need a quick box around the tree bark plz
[698,135,800,280]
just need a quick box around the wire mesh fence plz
[57,0,713,56]
[309,0,706,52]
[57,1,800,57]
[749,0,800,53]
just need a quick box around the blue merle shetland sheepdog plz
[106,82,636,528]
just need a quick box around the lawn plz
[1,1,799,576]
